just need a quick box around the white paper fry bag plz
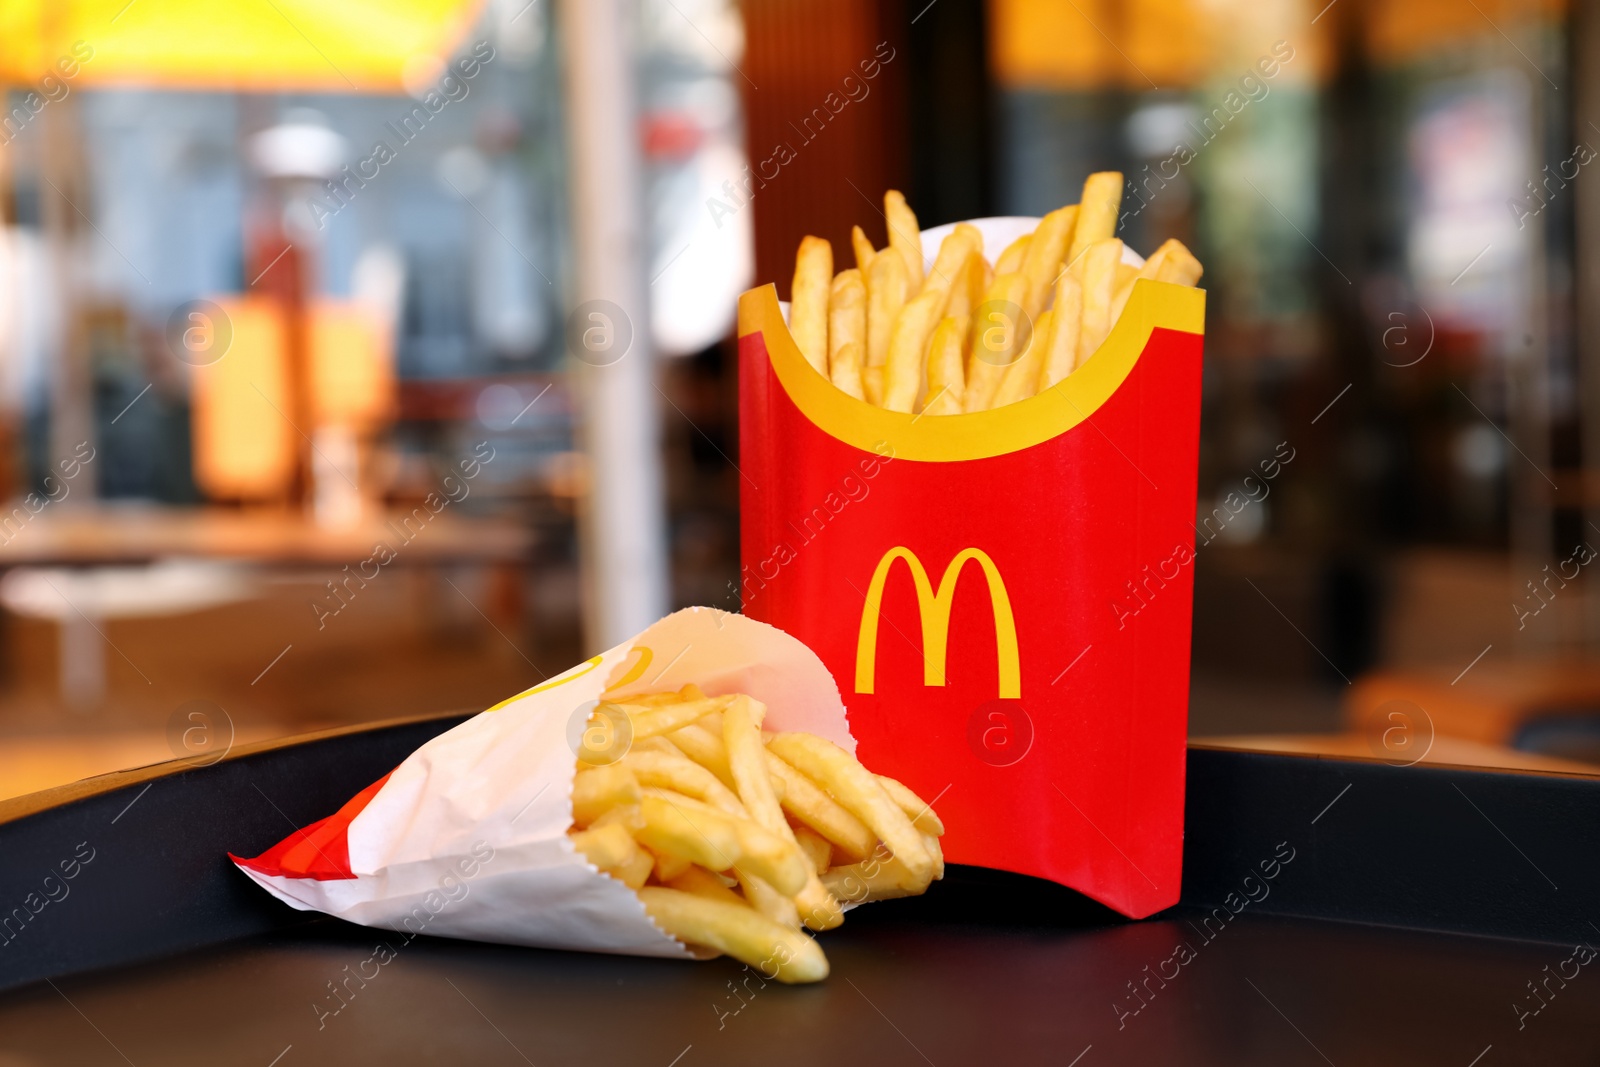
[232,608,854,960]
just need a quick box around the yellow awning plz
[0,0,484,94]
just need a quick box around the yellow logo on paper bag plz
[855,547,1020,698]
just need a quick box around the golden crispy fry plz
[589,802,645,833]
[605,847,654,890]
[625,696,733,741]
[621,749,745,816]
[865,250,908,377]
[829,269,866,363]
[617,691,685,706]
[666,865,745,907]
[862,367,885,406]
[923,223,982,304]
[570,822,640,870]
[793,825,833,874]
[963,271,1029,412]
[1154,239,1202,286]
[1114,261,1138,294]
[790,236,832,374]
[923,832,945,881]
[851,224,877,273]
[763,750,876,861]
[729,817,810,898]
[1067,171,1122,266]
[637,887,829,984]
[882,287,944,412]
[819,849,927,902]
[725,696,842,931]
[677,683,707,701]
[648,843,692,883]
[571,764,640,826]
[884,189,924,291]
[995,232,1031,276]
[1077,238,1123,366]
[1037,272,1083,391]
[944,251,983,320]
[921,315,967,416]
[766,733,933,887]
[1020,205,1077,319]
[990,309,1053,410]
[665,722,735,789]
[875,775,945,836]
[635,793,740,872]
[735,869,801,928]
[830,341,866,401]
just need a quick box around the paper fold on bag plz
[233,607,854,960]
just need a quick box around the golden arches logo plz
[855,547,1020,698]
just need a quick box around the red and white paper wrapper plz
[232,608,854,960]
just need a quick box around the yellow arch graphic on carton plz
[738,278,1203,463]
[855,547,1020,698]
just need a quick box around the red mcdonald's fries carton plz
[737,218,1205,918]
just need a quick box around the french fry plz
[884,189,924,290]
[666,865,745,906]
[636,887,830,983]
[923,223,982,305]
[851,224,877,272]
[828,269,866,364]
[1019,205,1077,319]
[1036,272,1083,391]
[820,850,928,902]
[1067,171,1122,266]
[590,802,645,833]
[830,341,866,402]
[736,869,802,928]
[865,249,908,382]
[766,733,934,887]
[989,309,1053,410]
[729,818,810,898]
[648,843,692,883]
[944,250,985,320]
[1076,238,1123,366]
[626,696,733,741]
[571,764,640,826]
[995,232,1031,276]
[963,271,1029,413]
[635,793,740,872]
[1154,239,1202,286]
[666,722,735,789]
[725,696,842,931]
[790,236,832,375]
[793,825,833,874]
[763,750,876,861]
[570,822,640,871]
[862,367,885,407]
[882,287,945,412]
[605,847,654,890]
[921,315,967,416]
[620,749,746,816]
[876,775,945,836]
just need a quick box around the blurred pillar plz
[38,91,97,501]
[559,0,670,650]
[1577,0,1600,651]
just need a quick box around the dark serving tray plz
[2,713,1598,1065]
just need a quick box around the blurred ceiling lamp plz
[190,297,296,502]
[0,0,484,93]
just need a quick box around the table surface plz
[0,504,531,566]
[0,869,1593,1067]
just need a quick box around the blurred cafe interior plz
[0,0,1597,798]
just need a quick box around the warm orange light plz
[190,296,296,501]
[309,298,395,431]
[0,0,484,94]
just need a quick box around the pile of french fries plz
[789,174,1203,415]
[567,684,944,984]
